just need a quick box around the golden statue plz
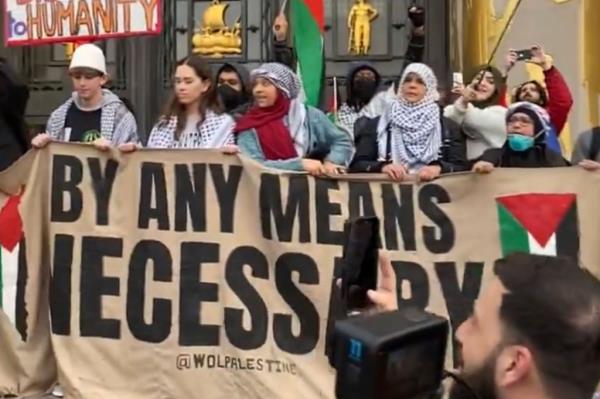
[348,0,379,55]
[192,0,242,57]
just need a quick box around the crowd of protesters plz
[1,8,599,399]
[2,9,598,181]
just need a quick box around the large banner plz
[4,0,162,46]
[1,144,599,398]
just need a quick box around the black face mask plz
[351,78,378,107]
[218,84,247,112]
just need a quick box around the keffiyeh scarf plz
[241,62,308,156]
[147,110,235,149]
[377,63,442,172]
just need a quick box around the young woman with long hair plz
[121,55,234,151]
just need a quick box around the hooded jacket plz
[0,59,30,171]
[345,62,381,110]
[46,89,138,145]
[216,63,252,120]
[477,102,569,168]
[337,62,387,136]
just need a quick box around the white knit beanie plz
[69,44,107,75]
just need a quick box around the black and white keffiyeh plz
[251,63,301,99]
[46,90,138,145]
[146,111,234,149]
[377,63,442,172]
[248,63,308,155]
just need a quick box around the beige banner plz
[0,144,599,398]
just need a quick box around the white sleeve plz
[462,105,507,146]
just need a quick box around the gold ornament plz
[192,0,242,57]
[347,0,379,55]
[64,43,75,60]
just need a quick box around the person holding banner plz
[140,56,234,149]
[348,63,445,181]
[472,102,569,173]
[234,63,353,176]
[31,44,138,149]
[445,66,507,161]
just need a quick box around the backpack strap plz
[588,127,600,160]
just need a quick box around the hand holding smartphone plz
[515,49,533,61]
[340,217,381,313]
[452,72,464,94]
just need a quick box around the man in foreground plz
[367,252,600,399]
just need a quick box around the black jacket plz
[478,144,570,168]
[0,59,29,172]
[348,110,469,174]
[273,39,296,70]
[216,62,252,120]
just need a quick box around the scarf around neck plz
[377,63,442,171]
[234,92,297,160]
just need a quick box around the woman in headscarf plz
[234,63,353,175]
[349,63,445,181]
[444,65,507,161]
[472,102,569,172]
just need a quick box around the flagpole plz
[485,0,524,66]
[333,76,338,122]
[280,0,288,14]
[475,0,523,89]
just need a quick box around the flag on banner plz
[0,193,23,327]
[290,0,324,107]
[496,193,579,258]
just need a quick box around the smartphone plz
[340,217,381,312]
[452,72,463,89]
[515,49,533,61]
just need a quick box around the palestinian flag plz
[290,0,324,107]
[496,193,579,259]
[0,192,25,334]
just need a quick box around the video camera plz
[330,308,449,399]
[329,216,451,399]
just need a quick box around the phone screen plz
[341,217,380,312]
[452,72,463,87]
[516,49,532,61]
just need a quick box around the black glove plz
[408,6,425,28]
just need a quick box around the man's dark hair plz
[513,80,549,108]
[219,64,239,77]
[493,253,600,399]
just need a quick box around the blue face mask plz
[507,133,535,152]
